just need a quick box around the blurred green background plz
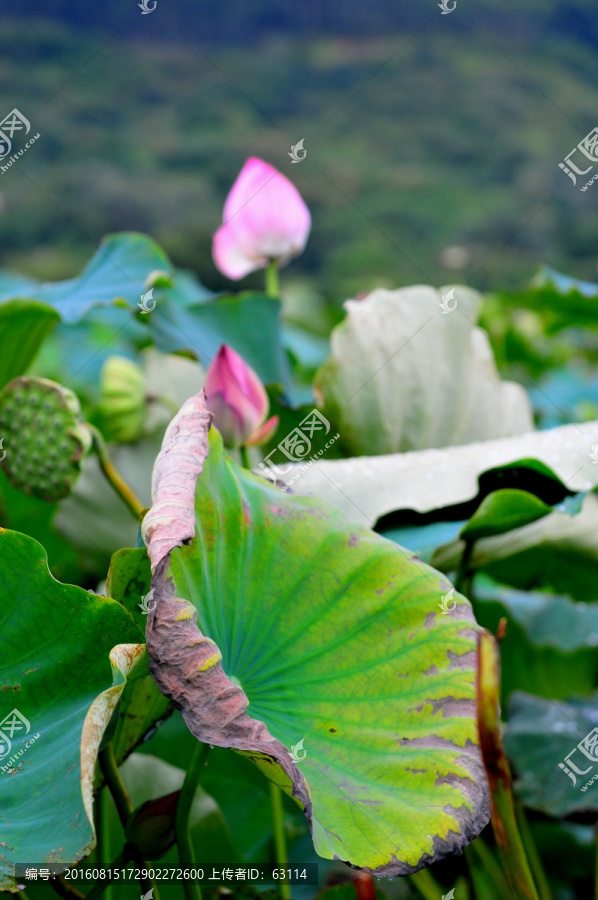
[1,2,598,306]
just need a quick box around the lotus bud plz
[205,344,278,448]
[125,791,179,860]
[99,356,147,443]
[212,157,311,280]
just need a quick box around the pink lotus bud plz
[205,344,279,448]
[212,157,311,280]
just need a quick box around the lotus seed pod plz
[0,376,92,502]
[99,356,147,443]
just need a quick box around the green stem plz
[516,804,553,900]
[406,867,443,900]
[98,746,132,828]
[98,748,159,900]
[465,839,511,900]
[95,788,113,900]
[265,260,280,298]
[88,425,144,520]
[240,445,251,470]
[269,782,291,900]
[175,742,210,900]
[455,539,474,595]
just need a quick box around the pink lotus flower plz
[212,157,311,280]
[205,344,279,448]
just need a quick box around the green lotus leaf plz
[0,233,172,324]
[285,419,598,526]
[503,691,598,817]
[141,390,490,877]
[0,299,59,393]
[459,489,553,542]
[471,577,598,701]
[0,529,143,890]
[314,285,532,457]
[475,577,598,655]
[0,376,92,502]
[148,291,291,389]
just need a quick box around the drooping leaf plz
[504,691,598,816]
[0,300,59,393]
[141,390,490,876]
[459,489,552,542]
[286,419,598,526]
[0,529,143,889]
[315,285,532,456]
[0,376,92,502]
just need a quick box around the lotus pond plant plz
[0,158,596,900]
